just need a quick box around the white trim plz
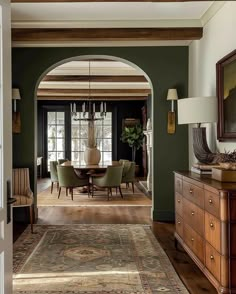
[11,19,202,29]
[201,1,226,26]
[12,40,191,48]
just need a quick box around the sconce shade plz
[167,89,178,101]
[12,88,21,100]
[178,96,217,125]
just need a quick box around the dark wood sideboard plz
[174,171,236,294]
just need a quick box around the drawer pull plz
[209,199,213,204]
[210,255,214,260]
[189,189,193,194]
[177,221,181,224]
[191,238,194,242]
[177,199,181,203]
[191,211,195,216]
[210,222,214,228]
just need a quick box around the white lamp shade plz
[167,89,178,100]
[12,88,21,100]
[177,96,217,125]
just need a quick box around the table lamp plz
[177,96,217,164]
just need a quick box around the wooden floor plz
[13,180,216,294]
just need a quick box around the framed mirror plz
[217,49,236,141]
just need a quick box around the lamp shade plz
[167,89,178,101]
[178,96,217,125]
[12,88,21,100]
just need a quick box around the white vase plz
[84,147,101,165]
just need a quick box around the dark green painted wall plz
[12,46,189,221]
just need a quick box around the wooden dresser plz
[174,171,236,294]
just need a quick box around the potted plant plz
[120,124,144,162]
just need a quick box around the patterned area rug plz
[37,184,151,207]
[13,225,189,294]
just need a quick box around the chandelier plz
[70,61,106,121]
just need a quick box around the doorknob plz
[7,180,16,224]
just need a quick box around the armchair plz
[91,165,124,200]
[57,166,90,200]
[12,168,34,233]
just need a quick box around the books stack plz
[191,163,220,175]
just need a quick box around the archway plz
[12,46,189,223]
[35,55,154,218]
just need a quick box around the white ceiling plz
[12,2,213,23]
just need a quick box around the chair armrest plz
[25,187,34,199]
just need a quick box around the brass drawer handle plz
[210,255,214,260]
[191,211,195,216]
[189,189,193,194]
[210,222,214,228]
[177,221,181,224]
[177,199,181,203]
[191,238,194,242]
[209,199,213,204]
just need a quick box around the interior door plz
[0,1,12,293]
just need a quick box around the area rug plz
[37,184,151,207]
[13,224,189,293]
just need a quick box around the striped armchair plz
[12,168,34,233]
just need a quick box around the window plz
[71,112,112,165]
[47,112,65,171]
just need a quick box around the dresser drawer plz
[176,214,183,239]
[183,180,204,208]
[205,212,221,253]
[175,193,183,215]
[183,198,204,236]
[175,176,183,194]
[205,242,221,283]
[184,224,204,263]
[205,190,220,218]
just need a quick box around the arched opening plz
[34,55,154,221]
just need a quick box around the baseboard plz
[152,209,175,222]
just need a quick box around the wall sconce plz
[12,88,21,133]
[167,88,178,134]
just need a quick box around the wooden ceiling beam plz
[37,96,148,101]
[42,75,148,83]
[12,27,202,42]
[37,88,151,95]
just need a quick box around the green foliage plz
[120,124,144,161]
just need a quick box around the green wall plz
[12,46,189,221]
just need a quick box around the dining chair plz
[50,161,59,193]
[58,159,68,165]
[91,165,124,200]
[121,161,136,193]
[57,165,90,200]
[12,168,34,233]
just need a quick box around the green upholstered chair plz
[121,161,136,193]
[91,165,124,200]
[12,168,34,233]
[57,165,90,200]
[50,161,58,194]
[58,159,68,165]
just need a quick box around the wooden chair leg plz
[110,188,112,197]
[119,186,123,198]
[132,182,134,194]
[58,187,61,199]
[107,188,110,201]
[29,205,34,233]
[66,188,68,196]
[71,188,73,201]
[51,182,53,194]
[88,184,90,198]
[57,182,59,191]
